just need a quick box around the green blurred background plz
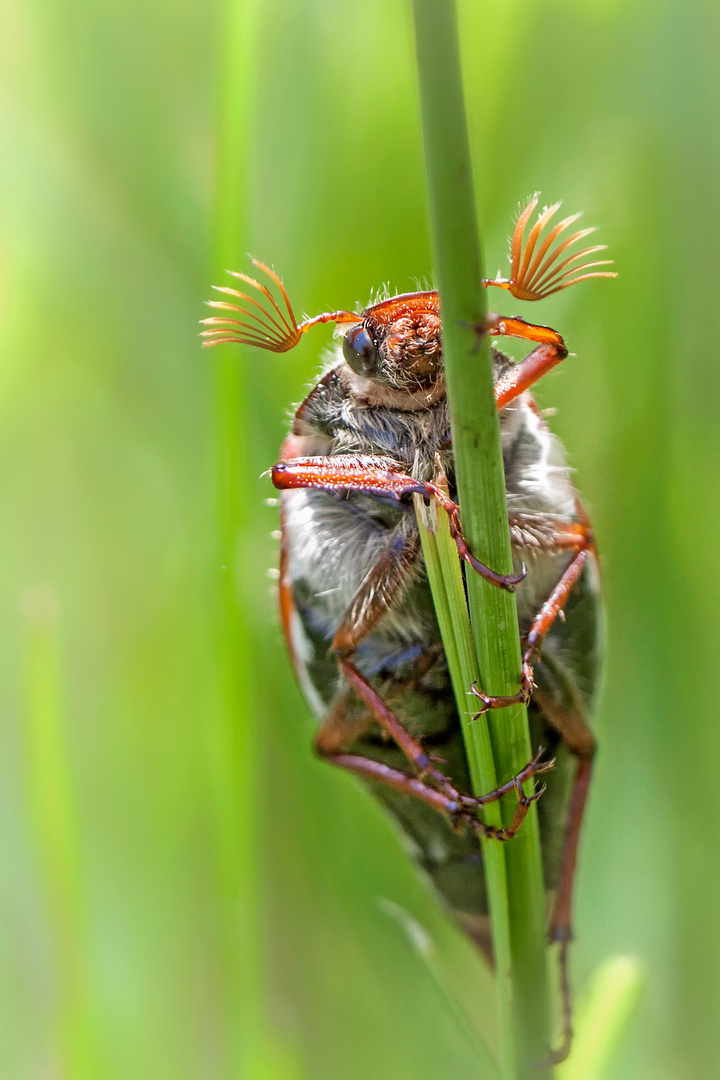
[2,0,719,1076]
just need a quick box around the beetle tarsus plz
[515,777,547,809]
[470,663,534,716]
[428,485,526,590]
[471,528,595,718]
[531,941,573,1067]
[453,749,555,840]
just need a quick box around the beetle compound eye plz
[342,326,379,377]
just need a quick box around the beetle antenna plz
[201,259,303,351]
[201,260,358,352]
[485,194,617,302]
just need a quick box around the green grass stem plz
[412,0,552,1073]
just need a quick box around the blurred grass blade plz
[557,957,644,1080]
[380,898,501,1079]
[209,0,284,1076]
[21,587,95,1078]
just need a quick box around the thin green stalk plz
[415,492,513,1073]
[412,0,552,1074]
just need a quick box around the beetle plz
[203,195,615,1060]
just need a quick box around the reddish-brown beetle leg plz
[272,455,524,591]
[455,746,555,809]
[470,662,534,716]
[471,517,595,715]
[423,482,526,589]
[483,314,569,411]
[337,659,551,839]
[457,311,568,411]
[459,745,554,840]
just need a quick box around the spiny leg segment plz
[271,455,525,592]
[336,659,552,840]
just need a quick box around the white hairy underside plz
[282,394,581,684]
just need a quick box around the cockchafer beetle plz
[203,195,615,1060]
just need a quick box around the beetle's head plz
[341,292,443,393]
[201,263,445,400]
[202,198,618,398]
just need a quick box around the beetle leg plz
[531,688,596,1065]
[316,751,507,839]
[470,678,532,716]
[339,657,457,793]
[326,537,461,798]
[329,537,549,837]
[471,520,594,715]
[524,549,592,666]
[332,526,420,658]
[272,455,525,590]
[315,700,552,841]
[338,658,550,837]
[441,324,571,444]
[481,314,569,411]
[458,745,554,841]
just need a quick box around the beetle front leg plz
[482,313,569,411]
[272,455,525,591]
